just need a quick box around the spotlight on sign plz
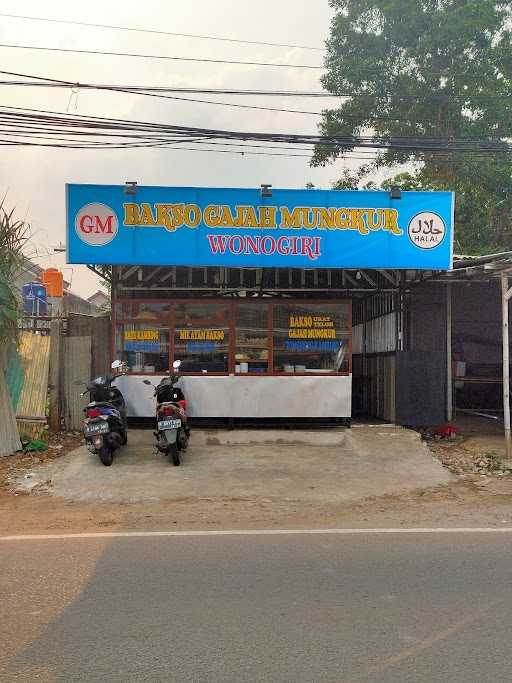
[125,181,138,196]
[390,186,402,200]
[260,184,273,198]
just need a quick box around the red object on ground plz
[433,423,460,439]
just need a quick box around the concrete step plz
[192,428,347,448]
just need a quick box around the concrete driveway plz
[14,426,454,504]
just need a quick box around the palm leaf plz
[0,201,30,345]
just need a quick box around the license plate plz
[85,421,110,437]
[158,419,181,430]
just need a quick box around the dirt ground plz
[1,418,511,534]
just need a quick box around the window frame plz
[234,300,272,376]
[114,319,171,374]
[173,301,232,376]
[113,297,352,377]
[270,301,352,377]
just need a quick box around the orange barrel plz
[41,268,64,297]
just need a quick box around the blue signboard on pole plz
[66,184,454,270]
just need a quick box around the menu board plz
[124,329,161,352]
[178,329,225,355]
[178,329,225,341]
[286,315,341,352]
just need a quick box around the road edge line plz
[3,527,512,540]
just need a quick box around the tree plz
[96,267,112,314]
[0,204,29,456]
[313,0,512,253]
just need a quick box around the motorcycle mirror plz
[143,380,153,386]
[172,360,182,369]
[111,360,123,370]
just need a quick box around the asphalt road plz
[1,531,512,682]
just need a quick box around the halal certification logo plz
[408,212,446,250]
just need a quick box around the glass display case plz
[113,299,351,375]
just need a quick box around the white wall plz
[114,375,352,419]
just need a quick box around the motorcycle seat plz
[87,401,118,410]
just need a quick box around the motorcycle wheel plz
[169,442,181,467]
[121,431,128,445]
[99,445,114,466]
[178,430,188,451]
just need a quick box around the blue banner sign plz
[66,184,454,270]
[124,341,161,353]
[186,341,218,354]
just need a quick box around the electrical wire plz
[0,104,509,157]
[0,72,326,116]
[0,104,497,145]
[0,70,512,114]
[0,135,507,162]
[0,12,324,52]
[0,69,510,100]
[0,77,343,118]
[2,77,510,102]
[0,81,335,97]
[0,70,508,123]
[0,125,507,160]
[0,43,323,69]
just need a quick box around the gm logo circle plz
[408,212,446,250]
[75,203,118,246]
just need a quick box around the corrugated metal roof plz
[452,251,512,270]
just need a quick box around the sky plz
[0,0,355,298]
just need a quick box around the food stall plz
[66,183,454,419]
[111,297,352,418]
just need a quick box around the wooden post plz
[48,319,62,432]
[446,283,453,422]
[501,273,512,459]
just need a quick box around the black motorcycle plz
[81,360,128,466]
[144,360,190,466]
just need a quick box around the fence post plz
[49,319,62,432]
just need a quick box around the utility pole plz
[446,283,453,422]
[48,319,62,432]
[501,272,512,458]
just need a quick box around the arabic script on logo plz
[408,212,446,250]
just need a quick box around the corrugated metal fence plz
[352,355,396,422]
[353,312,397,354]
[5,314,111,439]
[62,336,92,431]
[352,293,399,422]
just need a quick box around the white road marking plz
[2,528,512,541]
